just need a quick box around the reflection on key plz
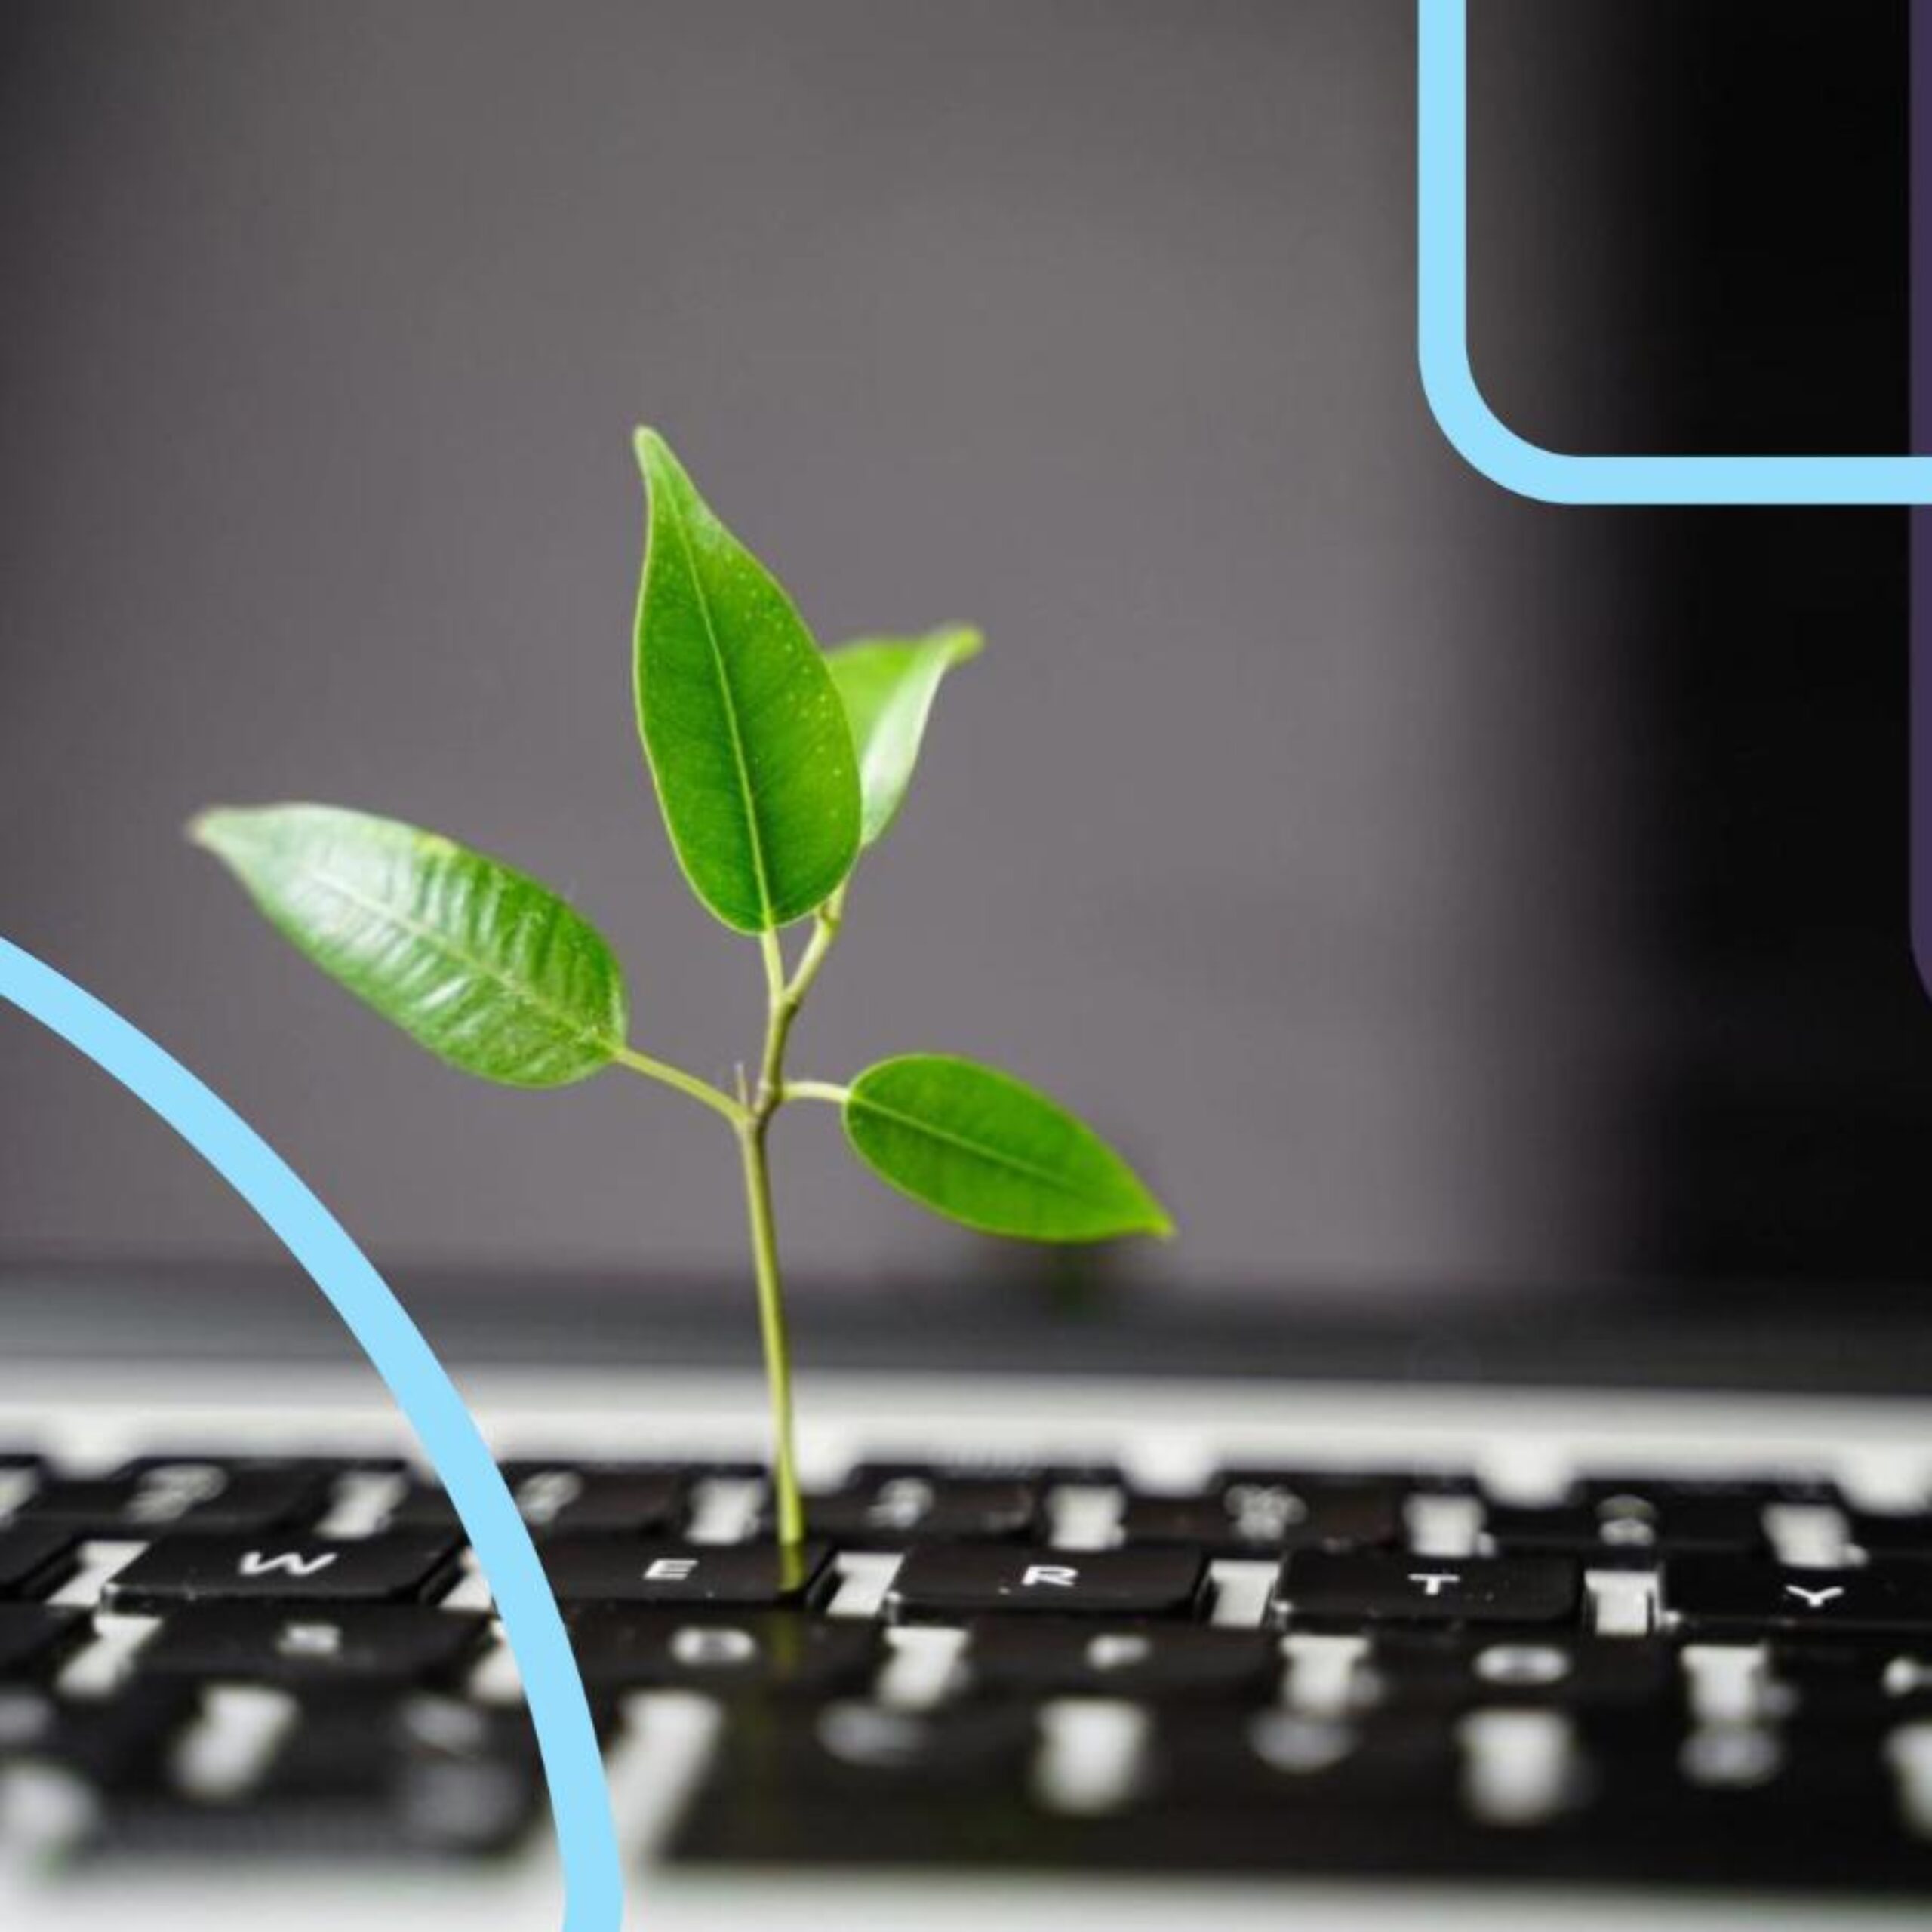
[1248,1709,1356,1775]
[1681,1644,1772,1726]
[170,1686,297,1802]
[669,1626,758,1669]
[1886,1721,1932,1838]
[1032,1699,1149,1816]
[1283,1633,1368,1715]
[1681,1724,1783,1790]
[1473,1643,1571,1688]
[1459,1709,1581,1826]
[1407,1494,1484,1559]
[817,1704,938,1771]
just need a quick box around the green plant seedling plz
[192,429,1172,1554]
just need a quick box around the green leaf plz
[189,803,627,1088]
[632,429,861,932]
[826,626,983,846]
[841,1054,1173,1243]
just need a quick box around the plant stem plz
[755,892,845,1110]
[786,886,845,1005]
[736,1115,804,1562]
[737,892,850,1563]
[612,1044,746,1127]
[782,1080,849,1106]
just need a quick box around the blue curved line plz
[0,933,622,1930]
[1417,0,1932,505]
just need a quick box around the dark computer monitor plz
[0,2,1921,1353]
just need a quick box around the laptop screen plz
[0,1,1918,1313]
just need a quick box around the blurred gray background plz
[0,2,1909,1298]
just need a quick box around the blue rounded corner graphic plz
[0,933,622,1931]
[1417,0,1932,506]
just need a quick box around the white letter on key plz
[1783,1583,1846,1611]
[1021,1565,1078,1589]
[645,1558,700,1583]
[1408,1572,1462,1598]
[238,1550,338,1579]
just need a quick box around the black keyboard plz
[4,1448,1932,1889]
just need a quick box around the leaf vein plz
[850,1093,1110,1205]
[288,857,617,1058]
[664,495,777,928]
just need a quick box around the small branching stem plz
[756,887,844,1112]
[612,1045,746,1127]
[783,1080,849,1106]
[741,890,848,1558]
[615,893,851,1565]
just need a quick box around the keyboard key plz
[1362,1630,1675,1713]
[1577,1472,1837,1507]
[1122,1477,1401,1555]
[540,1538,831,1607]
[104,1532,460,1611]
[1272,1551,1581,1630]
[1585,1717,1910,1884]
[807,1702,1040,1789]
[1487,1491,1767,1562]
[134,1605,490,1688]
[382,1482,479,1531]
[1213,1466,1439,1495]
[501,1463,686,1530]
[800,1475,1038,1546]
[1162,1705,1460,1810]
[674,1702,1475,1873]
[100,1693,547,1857]
[387,1463,687,1537]
[389,1699,548,1851]
[0,1684,202,1790]
[0,1523,78,1598]
[964,1619,1276,1700]
[1764,1642,1918,1723]
[565,1608,881,1695]
[1031,1709,1474,1875]
[669,1701,1041,1865]
[20,1459,337,1535]
[0,1605,88,1682]
[1666,1559,1932,1639]
[850,1456,1120,1487]
[884,1545,1206,1622]
[1848,1512,1932,1558]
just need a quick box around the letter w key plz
[106,1530,460,1610]
[238,1549,339,1580]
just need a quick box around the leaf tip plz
[1115,1177,1177,1241]
[186,805,245,856]
[936,624,986,666]
[632,425,675,482]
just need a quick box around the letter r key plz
[884,1546,1206,1620]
